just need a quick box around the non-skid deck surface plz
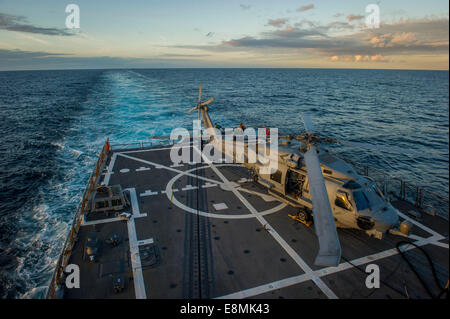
[64,144,449,299]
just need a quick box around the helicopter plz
[186,85,412,267]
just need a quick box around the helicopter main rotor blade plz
[304,145,342,267]
[201,97,214,106]
[302,114,315,133]
[338,140,418,155]
[186,105,198,114]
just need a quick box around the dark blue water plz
[0,69,448,298]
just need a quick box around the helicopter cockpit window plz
[373,185,384,198]
[353,190,370,211]
[365,185,384,208]
[335,191,352,211]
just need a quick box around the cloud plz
[327,21,355,31]
[0,12,74,36]
[267,18,288,28]
[15,33,50,44]
[158,53,210,58]
[347,14,364,22]
[369,32,418,48]
[0,49,67,59]
[331,54,389,63]
[333,13,344,18]
[370,54,387,62]
[316,19,449,58]
[173,18,448,66]
[240,4,251,10]
[390,32,417,45]
[0,49,218,70]
[297,4,314,12]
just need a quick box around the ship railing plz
[110,139,175,151]
[46,139,111,299]
[109,131,201,151]
[336,154,449,220]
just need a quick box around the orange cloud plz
[390,32,417,46]
[297,4,314,12]
[347,14,364,22]
[330,54,388,63]
[267,18,288,28]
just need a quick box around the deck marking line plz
[409,234,448,249]
[118,152,223,185]
[202,183,218,188]
[431,241,449,249]
[165,164,287,219]
[138,238,154,246]
[82,217,122,226]
[213,203,228,211]
[218,235,443,299]
[140,190,158,197]
[103,152,117,186]
[117,143,193,154]
[398,211,445,240]
[237,187,277,202]
[161,189,178,194]
[125,187,147,299]
[182,185,198,191]
[193,146,338,299]
[217,273,312,299]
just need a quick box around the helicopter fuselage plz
[197,103,402,239]
[250,147,400,238]
[206,134,401,238]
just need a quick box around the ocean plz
[0,68,448,298]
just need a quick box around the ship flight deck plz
[58,141,449,299]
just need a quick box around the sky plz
[0,0,448,70]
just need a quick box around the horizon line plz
[1,66,449,72]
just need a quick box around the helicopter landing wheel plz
[288,209,312,227]
[297,209,309,222]
[249,168,258,182]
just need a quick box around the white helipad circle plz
[120,168,130,173]
[165,164,286,219]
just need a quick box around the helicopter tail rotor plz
[186,85,214,115]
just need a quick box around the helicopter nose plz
[387,208,400,227]
[373,205,400,231]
